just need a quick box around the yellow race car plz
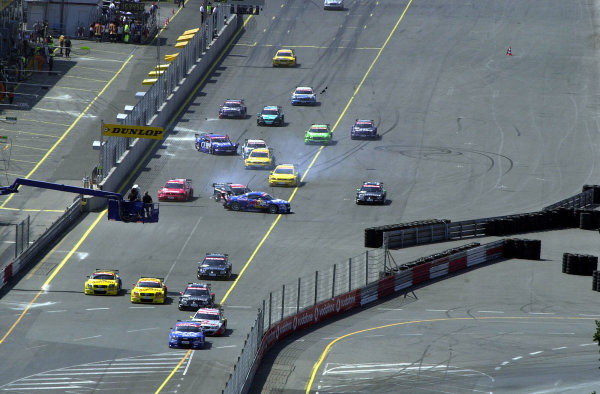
[269,164,298,187]
[131,276,167,304]
[84,269,122,295]
[272,49,296,67]
[245,148,274,169]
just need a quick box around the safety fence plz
[97,6,231,182]
[365,186,598,249]
[0,198,81,291]
[223,240,510,394]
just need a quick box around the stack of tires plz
[562,253,598,276]
[503,239,541,260]
[364,219,450,248]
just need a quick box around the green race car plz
[304,124,332,144]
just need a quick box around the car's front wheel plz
[268,205,278,214]
[231,202,241,211]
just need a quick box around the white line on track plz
[165,215,203,281]
[426,309,448,312]
[578,313,600,317]
[552,346,567,350]
[216,345,237,349]
[183,350,194,376]
[73,335,102,341]
[528,312,555,315]
[512,356,522,361]
[501,361,509,366]
[477,310,504,313]
[46,310,67,313]
[377,308,403,311]
[126,327,159,333]
[579,343,595,347]
[85,307,109,311]
[396,333,423,336]
[26,344,49,350]
[529,351,543,355]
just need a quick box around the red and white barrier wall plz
[249,240,504,376]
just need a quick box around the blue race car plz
[291,87,317,106]
[224,191,291,214]
[194,133,239,155]
[169,321,205,349]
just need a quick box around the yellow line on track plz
[305,315,596,393]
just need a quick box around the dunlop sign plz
[103,124,164,140]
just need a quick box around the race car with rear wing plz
[224,191,291,214]
[291,87,317,106]
[213,182,251,201]
[195,133,238,155]
[257,106,285,126]
[178,283,215,310]
[356,181,387,205]
[158,179,193,201]
[197,253,232,280]
[84,269,122,295]
[241,139,269,159]
[169,321,205,349]
[190,307,227,336]
[218,99,247,118]
[131,276,167,304]
[350,119,379,139]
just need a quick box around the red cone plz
[506,46,512,56]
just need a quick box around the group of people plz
[89,19,149,44]
[128,184,154,218]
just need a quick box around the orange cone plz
[166,17,169,26]
[506,46,512,56]
[172,8,175,14]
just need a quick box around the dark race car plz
[218,99,247,119]
[224,192,291,214]
[169,321,205,349]
[178,283,215,311]
[213,182,251,202]
[195,133,238,155]
[257,106,284,126]
[197,253,233,280]
[356,181,387,205]
[350,119,379,140]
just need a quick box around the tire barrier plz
[387,242,480,275]
[593,270,600,291]
[502,238,541,260]
[562,253,598,276]
[365,219,451,248]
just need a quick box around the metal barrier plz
[98,6,230,181]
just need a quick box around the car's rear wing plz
[139,276,165,281]
[94,268,119,274]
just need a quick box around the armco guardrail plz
[223,240,508,393]
[365,186,598,249]
[1,198,82,292]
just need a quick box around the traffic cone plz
[172,8,175,14]
[166,17,169,26]
[506,46,512,56]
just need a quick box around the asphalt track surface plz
[1,0,600,393]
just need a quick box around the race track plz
[1,0,600,393]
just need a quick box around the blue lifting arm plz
[0,178,159,223]
[0,178,123,200]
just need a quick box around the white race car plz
[190,307,227,336]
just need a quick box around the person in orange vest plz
[94,22,102,42]
[109,22,117,43]
[58,34,64,55]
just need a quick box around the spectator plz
[207,2,212,14]
[200,5,205,23]
[117,23,124,42]
[58,34,64,55]
[89,23,95,39]
[64,36,71,58]
[142,191,153,218]
[128,186,140,201]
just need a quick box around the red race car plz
[158,179,194,201]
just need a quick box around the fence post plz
[297,277,301,314]
[261,299,265,337]
[383,234,388,273]
[20,219,25,254]
[314,270,318,305]
[365,251,369,284]
[332,264,336,298]
[416,227,419,244]
[281,284,285,321]
[348,258,352,292]
[268,292,272,328]
[14,223,17,259]
[26,215,30,247]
